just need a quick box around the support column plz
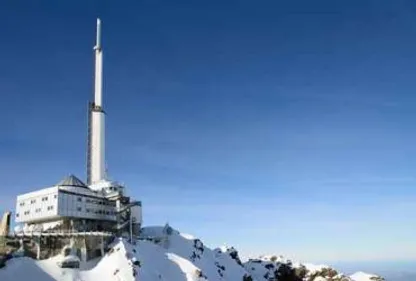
[100,235,104,256]
[80,237,88,262]
[35,236,41,260]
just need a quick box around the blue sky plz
[1,0,416,264]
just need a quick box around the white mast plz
[89,18,106,185]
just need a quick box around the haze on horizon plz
[0,1,416,266]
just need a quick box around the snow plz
[0,225,385,281]
[41,220,63,231]
[180,233,196,240]
[351,271,381,281]
[302,263,331,273]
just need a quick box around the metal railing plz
[10,230,114,238]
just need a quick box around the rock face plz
[0,212,11,236]
[0,225,385,281]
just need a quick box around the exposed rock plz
[0,212,11,237]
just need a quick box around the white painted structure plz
[14,19,142,234]
[90,18,106,184]
[15,176,118,224]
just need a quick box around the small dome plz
[57,174,88,188]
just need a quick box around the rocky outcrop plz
[0,212,11,236]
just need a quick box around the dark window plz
[16,213,19,217]
[77,207,82,212]
[77,197,82,202]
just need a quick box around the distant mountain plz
[0,225,385,281]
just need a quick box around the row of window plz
[82,207,115,216]
[16,206,116,219]
[80,197,115,206]
[19,195,115,208]
[19,195,57,206]
[16,205,55,217]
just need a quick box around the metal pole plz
[129,209,133,243]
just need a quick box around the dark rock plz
[0,256,5,269]
[58,260,80,269]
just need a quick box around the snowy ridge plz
[350,272,384,281]
[0,225,385,281]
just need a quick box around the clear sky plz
[1,0,416,264]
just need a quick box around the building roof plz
[57,174,88,188]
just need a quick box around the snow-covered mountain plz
[0,225,385,281]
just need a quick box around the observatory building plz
[14,19,141,238]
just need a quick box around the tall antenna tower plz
[87,18,106,185]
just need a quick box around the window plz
[54,194,57,199]
[30,199,36,204]
[47,206,53,211]
[42,197,48,201]
[77,197,82,202]
[35,208,41,213]
[24,211,30,215]
[77,207,82,212]
[19,202,25,206]
[16,213,19,218]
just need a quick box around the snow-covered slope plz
[350,271,385,281]
[0,225,385,281]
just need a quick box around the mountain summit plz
[0,225,385,281]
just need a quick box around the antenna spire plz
[95,18,102,50]
[88,18,106,185]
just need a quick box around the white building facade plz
[15,174,142,235]
[15,175,120,225]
